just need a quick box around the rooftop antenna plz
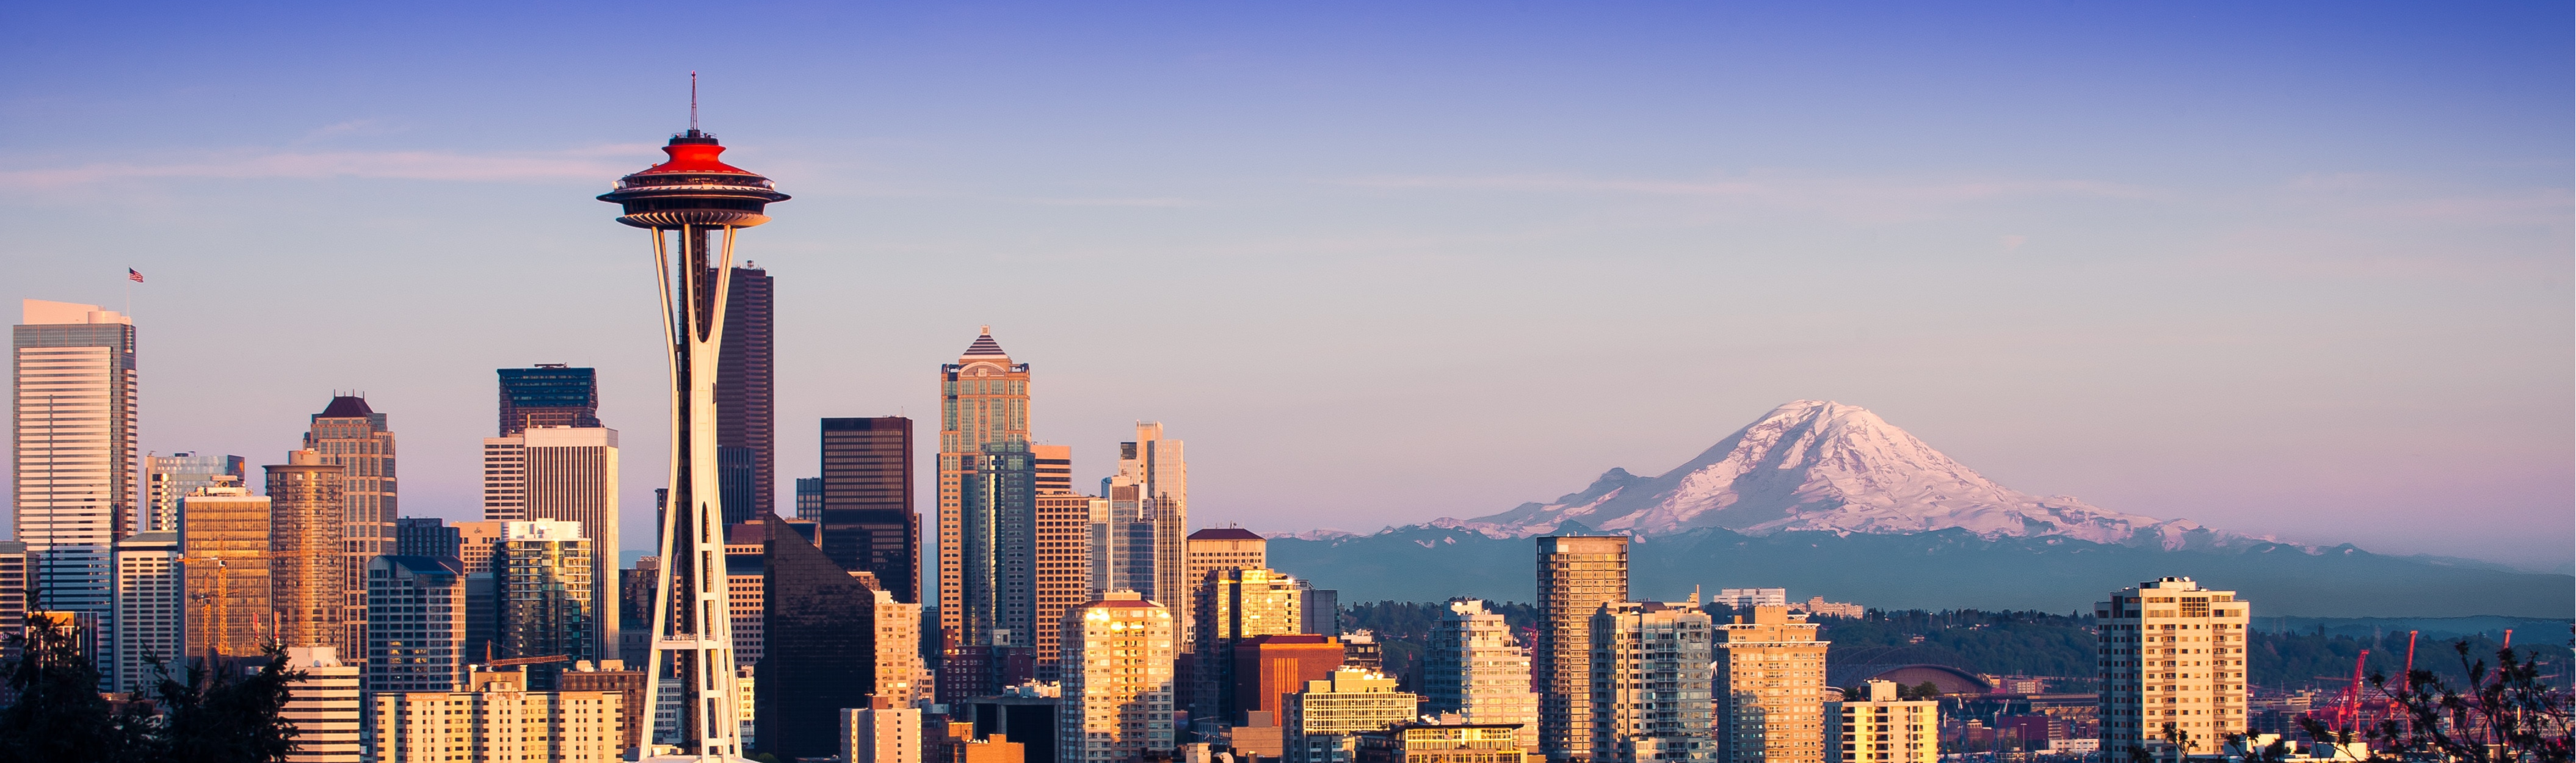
[689,71,700,132]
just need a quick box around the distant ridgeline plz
[1268,523,2575,619]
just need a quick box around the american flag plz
[127,269,143,283]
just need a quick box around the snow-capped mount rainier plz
[1445,400,2240,548]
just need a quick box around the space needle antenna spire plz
[600,82,788,763]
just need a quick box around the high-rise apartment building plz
[717,264,774,526]
[1713,606,1828,763]
[1536,535,1627,762]
[13,300,137,671]
[870,586,927,704]
[278,646,365,763]
[2095,577,2251,761]
[269,449,349,651]
[495,519,593,687]
[111,530,180,694]
[1827,680,1937,763]
[366,555,466,694]
[1426,598,1539,752]
[484,427,620,653]
[496,364,600,435]
[394,517,461,560]
[940,328,1030,644]
[1354,721,1529,763]
[1059,590,1177,763]
[1592,601,1714,763]
[1285,668,1419,763]
[757,518,885,761]
[372,667,624,762]
[1194,567,1304,728]
[305,395,397,656]
[821,417,918,604]
[143,452,244,534]
[1098,424,1186,630]
[180,485,271,660]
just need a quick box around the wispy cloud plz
[1021,196,1207,208]
[0,145,660,188]
[1340,172,2158,222]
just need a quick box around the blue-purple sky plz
[4,2,2568,570]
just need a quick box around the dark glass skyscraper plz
[496,365,600,435]
[717,265,774,524]
[394,517,461,560]
[819,417,918,604]
[750,517,877,761]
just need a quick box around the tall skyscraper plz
[820,417,918,604]
[1427,599,1539,753]
[1099,424,1186,629]
[484,427,620,654]
[960,441,1035,651]
[939,328,1029,645]
[13,300,137,668]
[180,485,271,660]
[495,519,594,689]
[1030,449,1093,681]
[2095,577,2251,761]
[1193,567,1304,729]
[497,364,600,436]
[754,516,885,761]
[1536,535,1628,762]
[143,452,244,534]
[306,395,397,656]
[111,530,181,694]
[794,477,822,521]
[1059,590,1177,763]
[1713,606,1828,763]
[1591,600,1715,763]
[1185,527,1265,663]
[269,449,349,651]
[367,555,467,694]
[717,264,774,526]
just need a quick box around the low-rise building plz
[1285,668,1419,763]
[1354,721,1526,763]
[845,695,924,763]
[371,667,623,762]
[277,646,362,763]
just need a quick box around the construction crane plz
[2335,649,2370,734]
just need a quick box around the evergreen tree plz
[0,613,302,763]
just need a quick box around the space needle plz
[599,84,788,762]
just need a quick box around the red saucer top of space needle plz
[634,129,755,175]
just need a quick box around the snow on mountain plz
[1445,400,2243,549]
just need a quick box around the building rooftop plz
[961,327,1009,358]
[316,395,374,418]
[1188,528,1264,541]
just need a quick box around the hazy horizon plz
[4,2,2568,571]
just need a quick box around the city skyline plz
[1,2,2569,571]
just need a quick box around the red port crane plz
[2335,649,2370,734]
